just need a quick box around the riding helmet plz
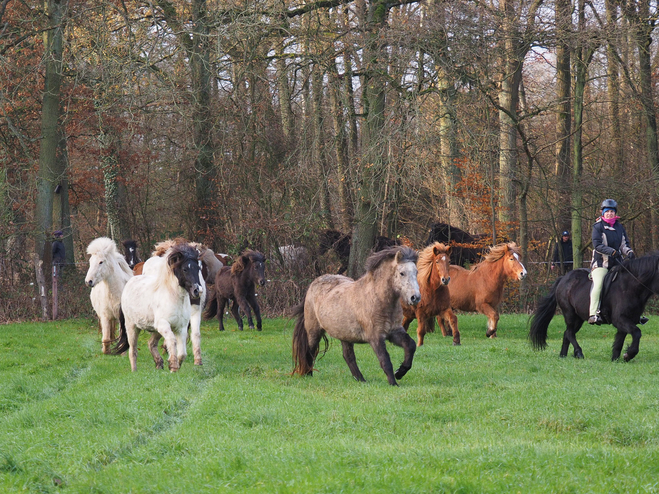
[600,199,617,211]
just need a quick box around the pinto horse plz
[112,243,203,372]
[204,250,267,331]
[402,243,459,346]
[439,242,527,338]
[85,237,134,354]
[529,255,659,361]
[292,246,421,386]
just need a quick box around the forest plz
[1,0,658,321]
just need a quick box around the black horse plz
[318,229,401,274]
[426,222,484,266]
[529,254,659,361]
[122,239,141,269]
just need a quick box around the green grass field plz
[2,314,659,493]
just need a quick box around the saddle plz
[597,266,621,324]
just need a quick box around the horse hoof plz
[624,353,632,362]
[194,359,202,366]
[574,352,584,359]
[559,354,567,358]
[453,341,461,346]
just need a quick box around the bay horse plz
[402,243,459,346]
[85,237,134,354]
[529,255,659,361]
[122,240,141,269]
[203,249,267,331]
[112,243,203,372]
[292,246,421,386]
[439,242,526,338]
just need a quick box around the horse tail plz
[528,277,561,350]
[202,286,217,319]
[111,307,130,355]
[291,300,312,376]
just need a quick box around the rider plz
[588,199,635,324]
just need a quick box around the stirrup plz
[588,315,602,325]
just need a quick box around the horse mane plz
[620,253,659,285]
[152,237,190,257]
[87,237,133,277]
[153,243,199,291]
[417,242,449,283]
[364,245,418,274]
[231,249,266,275]
[476,242,520,266]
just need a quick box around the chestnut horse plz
[292,246,420,386]
[402,243,459,346]
[439,242,526,338]
[204,250,267,331]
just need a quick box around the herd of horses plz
[83,224,659,384]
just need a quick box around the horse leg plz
[388,328,416,380]
[441,308,460,346]
[416,315,430,347]
[189,303,203,365]
[156,320,179,372]
[369,337,398,386]
[175,325,188,367]
[246,293,262,331]
[624,327,642,362]
[611,330,627,361]
[402,312,414,331]
[127,324,140,372]
[563,315,585,358]
[341,341,366,382]
[148,333,164,369]
[437,315,452,337]
[217,296,227,331]
[480,304,499,338]
[100,316,114,355]
[236,296,255,330]
[230,300,244,331]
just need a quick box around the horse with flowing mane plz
[402,243,459,346]
[292,246,420,386]
[204,249,267,331]
[85,237,134,354]
[112,243,203,372]
[529,254,659,361]
[439,242,526,338]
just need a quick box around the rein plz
[616,260,659,297]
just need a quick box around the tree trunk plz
[554,0,571,232]
[312,61,333,228]
[606,0,623,174]
[35,0,67,320]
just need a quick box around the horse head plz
[85,237,120,288]
[122,240,141,269]
[168,244,203,301]
[503,243,527,281]
[393,247,421,306]
[432,243,451,285]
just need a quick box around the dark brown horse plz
[292,246,420,386]
[402,243,459,346]
[426,222,486,266]
[439,242,527,338]
[204,250,267,331]
[122,239,141,269]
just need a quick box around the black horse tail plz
[529,277,562,350]
[111,307,130,355]
[202,286,217,319]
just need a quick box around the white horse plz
[142,239,211,365]
[85,237,134,354]
[113,243,203,372]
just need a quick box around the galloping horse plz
[529,255,659,361]
[402,243,459,346]
[113,243,203,372]
[85,237,134,354]
[141,238,208,365]
[292,246,421,386]
[204,250,267,331]
[122,240,141,269]
[440,242,526,338]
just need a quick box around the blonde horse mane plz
[417,242,449,283]
[477,242,520,266]
[86,237,133,277]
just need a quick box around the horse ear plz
[241,255,251,266]
[446,245,452,255]
[395,250,403,263]
[168,251,183,267]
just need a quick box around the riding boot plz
[588,315,602,325]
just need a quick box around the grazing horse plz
[529,255,659,361]
[85,237,134,354]
[204,250,267,331]
[292,246,421,386]
[440,242,527,338]
[402,243,459,346]
[112,243,203,372]
[122,240,141,269]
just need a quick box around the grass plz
[2,314,659,493]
